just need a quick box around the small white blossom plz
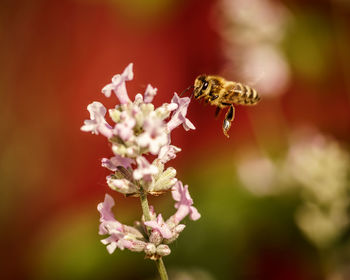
[137,115,168,155]
[81,102,113,138]
[158,145,181,164]
[133,156,159,182]
[114,111,136,142]
[167,93,195,132]
[102,63,133,103]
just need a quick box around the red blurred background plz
[1,0,350,279]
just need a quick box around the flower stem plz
[155,258,168,280]
[140,188,152,222]
[139,188,169,280]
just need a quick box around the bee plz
[192,75,260,138]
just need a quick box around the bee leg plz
[223,105,235,138]
[210,95,219,101]
[215,107,221,119]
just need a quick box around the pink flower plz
[114,111,136,142]
[101,234,133,254]
[98,194,147,254]
[137,116,168,155]
[158,145,181,164]
[101,230,147,254]
[133,156,159,182]
[81,102,113,138]
[97,194,123,235]
[101,155,135,171]
[167,93,195,132]
[172,181,201,223]
[154,103,178,121]
[101,63,133,104]
[86,63,202,258]
[144,214,173,239]
[144,84,157,103]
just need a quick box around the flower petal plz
[81,102,113,138]
[102,63,134,104]
[167,93,195,132]
[144,84,157,103]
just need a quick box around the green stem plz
[140,188,152,221]
[155,258,169,280]
[139,188,169,280]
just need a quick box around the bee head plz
[193,75,210,99]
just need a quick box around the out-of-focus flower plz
[80,102,113,138]
[237,154,280,196]
[215,0,292,97]
[295,201,349,248]
[237,130,350,249]
[219,0,289,44]
[286,133,350,248]
[285,133,349,204]
[238,45,290,97]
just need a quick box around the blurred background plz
[1,0,350,279]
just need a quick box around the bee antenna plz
[180,85,194,97]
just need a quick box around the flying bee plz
[191,75,261,138]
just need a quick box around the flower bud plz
[134,93,143,105]
[163,234,178,245]
[107,177,138,195]
[140,103,155,115]
[149,231,162,246]
[156,244,171,257]
[175,224,186,233]
[112,144,127,157]
[109,108,121,123]
[144,243,156,255]
[129,240,147,252]
[162,223,185,244]
[148,167,177,194]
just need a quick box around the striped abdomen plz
[222,82,260,105]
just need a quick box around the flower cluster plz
[81,63,200,259]
[98,181,200,259]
